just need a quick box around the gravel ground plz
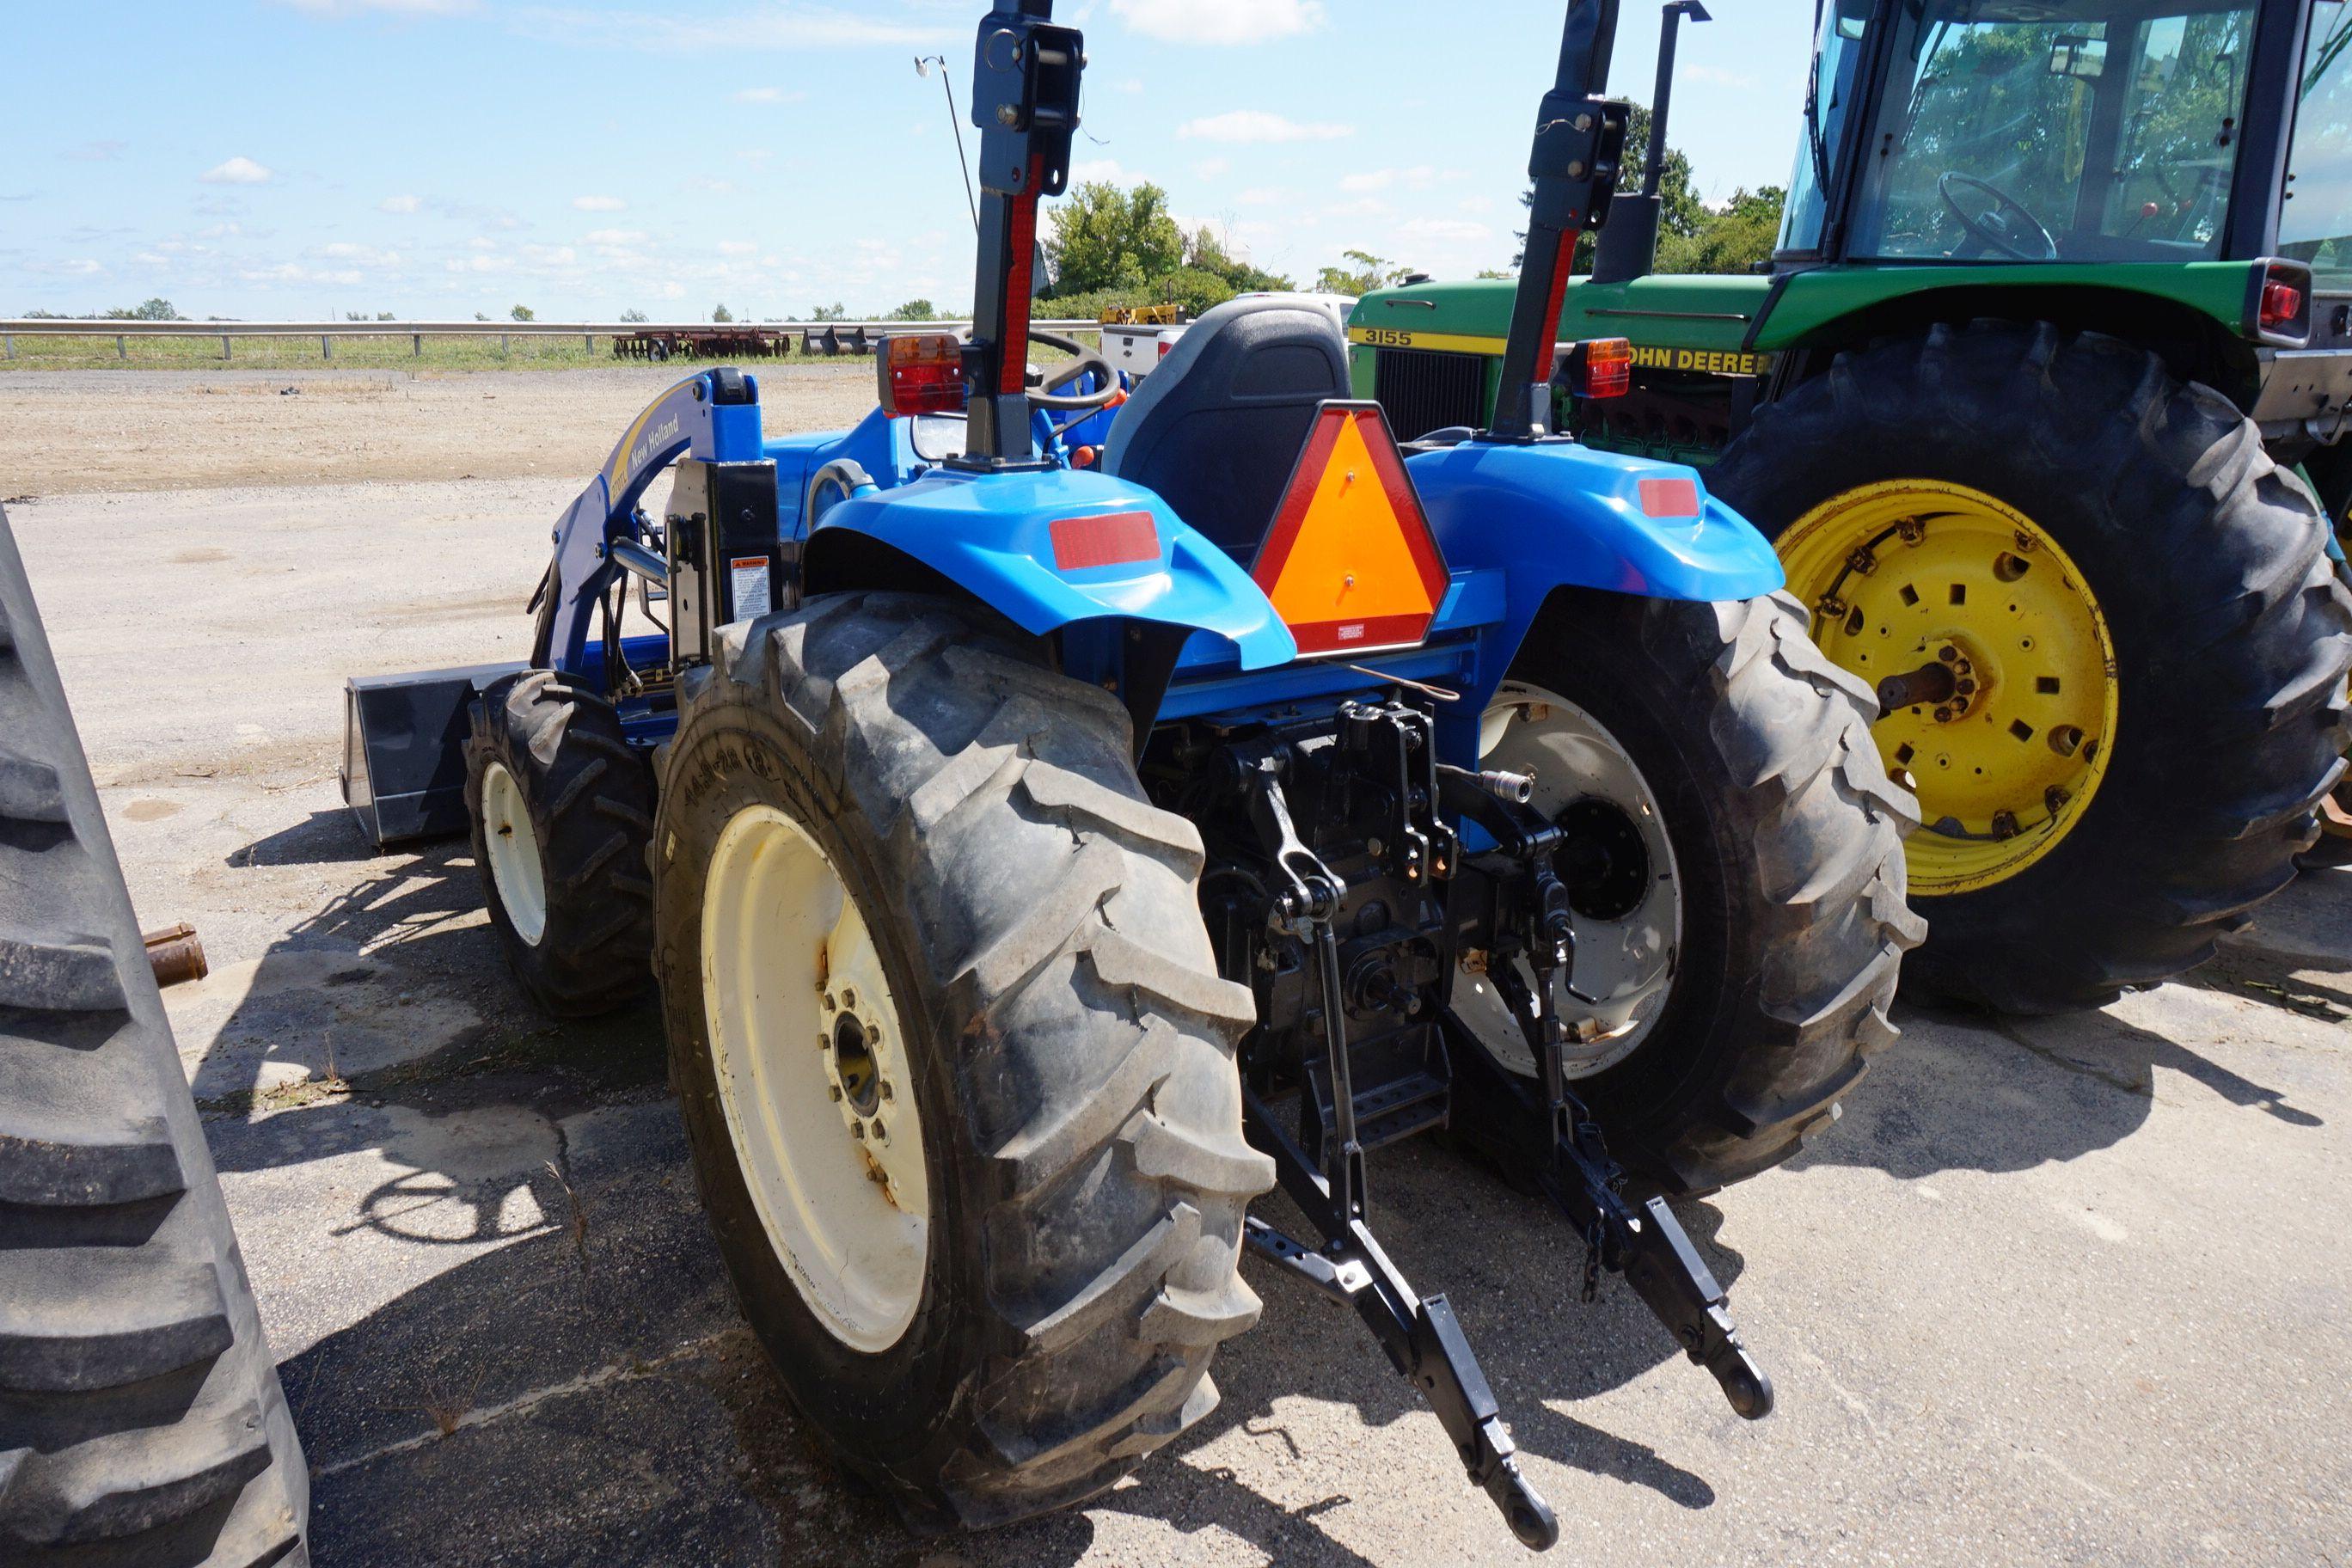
[5,374,2349,1567]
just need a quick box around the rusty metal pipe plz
[143,923,208,989]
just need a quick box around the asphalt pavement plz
[10,477,2349,1567]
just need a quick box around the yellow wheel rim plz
[1778,480,2119,896]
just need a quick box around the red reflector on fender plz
[1051,510,1159,571]
[1638,477,1700,518]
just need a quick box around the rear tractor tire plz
[464,671,656,1017]
[1448,588,1923,1194]
[651,592,1273,1529]
[0,507,309,1567]
[1714,320,2352,1012]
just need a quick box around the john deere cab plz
[1354,0,2352,1013]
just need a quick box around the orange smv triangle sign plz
[1250,401,1449,658]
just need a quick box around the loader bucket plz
[340,661,527,848]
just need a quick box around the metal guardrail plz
[0,318,1105,361]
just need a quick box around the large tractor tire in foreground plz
[652,592,1273,1529]
[1448,588,1923,1194]
[1715,321,2352,1013]
[0,507,309,1566]
[465,670,655,1017]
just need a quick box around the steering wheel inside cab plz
[1023,328,1123,414]
[1937,171,2059,261]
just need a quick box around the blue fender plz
[544,371,767,671]
[1407,438,1784,607]
[811,466,1296,671]
[1404,438,1786,761]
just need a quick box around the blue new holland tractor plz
[339,0,1920,1546]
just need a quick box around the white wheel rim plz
[701,804,930,1353]
[481,761,549,947]
[1454,682,1682,1081]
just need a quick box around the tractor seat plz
[1101,295,1352,560]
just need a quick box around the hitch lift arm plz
[1440,765,1774,1421]
[1231,744,1559,1550]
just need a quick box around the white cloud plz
[200,156,274,185]
[717,240,759,256]
[1070,158,1125,184]
[584,228,649,245]
[63,140,127,162]
[1340,166,1436,194]
[1399,217,1491,244]
[1111,0,1323,44]
[1194,157,1230,181]
[511,5,946,51]
[466,235,499,249]
[31,258,107,277]
[732,86,805,104]
[1459,194,1496,215]
[317,242,402,266]
[1178,111,1351,144]
[572,194,626,211]
[1235,187,1284,206]
[378,193,422,213]
[686,175,737,194]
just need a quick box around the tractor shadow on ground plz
[280,1118,1734,1568]
[208,817,1728,1565]
[192,812,669,1248]
[1787,869,2343,1185]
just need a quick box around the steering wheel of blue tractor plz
[1027,328,1124,413]
[1937,170,2059,262]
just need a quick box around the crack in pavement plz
[315,1329,742,1479]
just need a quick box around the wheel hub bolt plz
[1938,645,1959,664]
[2045,785,2071,815]
[1991,810,2021,839]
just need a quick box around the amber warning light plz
[1251,402,1449,658]
[1558,337,1632,399]
[879,333,968,417]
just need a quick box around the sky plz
[0,0,1816,322]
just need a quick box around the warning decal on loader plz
[1250,401,1449,657]
[729,556,773,621]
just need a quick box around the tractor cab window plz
[2282,0,2352,284]
[1850,0,2259,264]
[1779,0,1875,255]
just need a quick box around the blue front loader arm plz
[542,370,767,671]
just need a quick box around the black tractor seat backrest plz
[1101,296,1352,560]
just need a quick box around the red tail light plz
[1157,337,1175,358]
[879,333,966,416]
[2260,276,2306,335]
[1560,337,1633,399]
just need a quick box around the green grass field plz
[0,331,867,373]
[1,327,1100,374]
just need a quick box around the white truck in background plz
[1101,293,1357,379]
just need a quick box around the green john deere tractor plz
[1354,0,2352,1012]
